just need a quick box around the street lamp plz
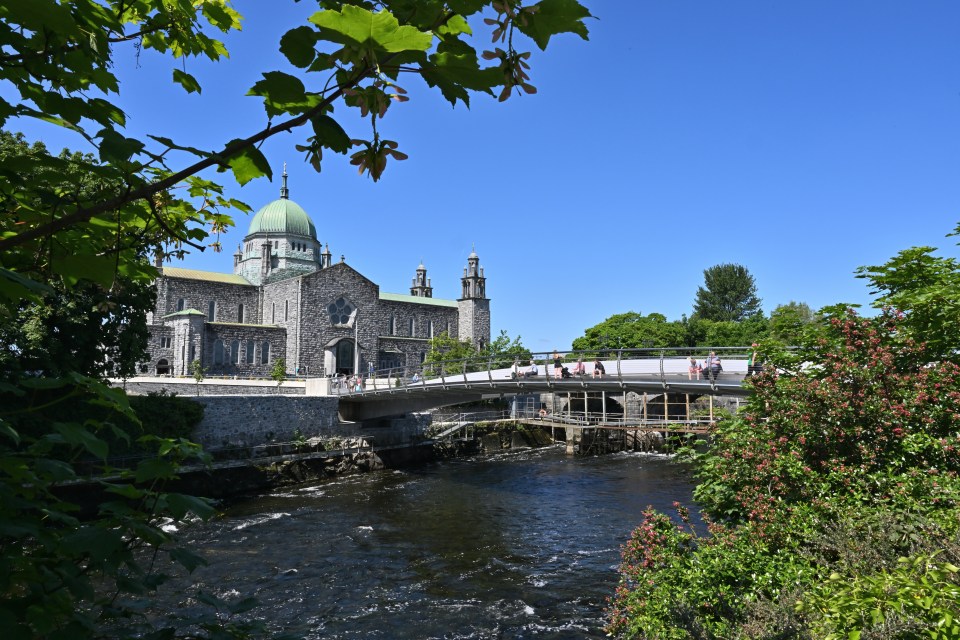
[353,309,360,376]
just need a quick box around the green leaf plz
[53,422,109,460]
[134,458,179,483]
[517,0,593,50]
[247,71,314,117]
[0,267,51,304]
[310,114,351,153]
[165,492,216,520]
[309,5,433,53]
[437,14,472,37]
[0,422,20,445]
[3,0,75,34]
[147,135,212,159]
[172,69,202,94]
[62,526,125,563]
[422,51,500,106]
[97,128,145,164]
[51,253,117,288]
[219,141,272,186]
[280,26,318,68]
[169,546,208,573]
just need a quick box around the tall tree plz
[692,263,763,322]
[768,300,815,344]
[856,223,960,361]
[573,312,686,351]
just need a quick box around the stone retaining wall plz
[191,395,340,450]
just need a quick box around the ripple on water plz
[155,448,697,639]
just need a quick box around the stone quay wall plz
[192,396,429,451]
[191,395,340,450]
[114,377,430,451]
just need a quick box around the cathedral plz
[144,170,490,378]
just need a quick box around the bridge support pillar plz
[565,427,579,456]
[305,377,331,396]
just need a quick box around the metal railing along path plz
[340,346,758,400]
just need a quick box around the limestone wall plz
[191,395,340,449]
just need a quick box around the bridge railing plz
[344,346,757,395]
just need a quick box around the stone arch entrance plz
[325,338,356,376]
[156,359,170,375]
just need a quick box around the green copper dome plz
[247,197,317,239]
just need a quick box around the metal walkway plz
[337,348,757,421]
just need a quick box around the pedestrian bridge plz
[336,347,757,421]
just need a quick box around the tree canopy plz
[424,329,529,374]
[692,263,762,322]
[571,312,687,351]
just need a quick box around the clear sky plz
[12,1,960,351]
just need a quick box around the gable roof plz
[379,291,458,308]
[162,267,252,285]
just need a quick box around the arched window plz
[389,313,396,335]
[285,300,289,321]
[156,359,170,375]
[231,340,241,364]
[271,302,276,323]
[261,341,270,364]
[408,318,415,336]
[176,298,185,312]
[207,300,216,321]
[246,341,255,364]
[238,303,244,323]
[213,340,225,365]
[428,320,434,339]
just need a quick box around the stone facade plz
[143,172,490,379]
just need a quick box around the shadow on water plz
[166,446,699,639]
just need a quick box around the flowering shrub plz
[607,307,960,638]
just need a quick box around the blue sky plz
[12,1,960,350]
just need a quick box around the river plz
[165,446,699,639]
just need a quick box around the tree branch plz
[0,67,370,253]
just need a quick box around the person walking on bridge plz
[552,350,563,379]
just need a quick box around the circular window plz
[328,297,355,327]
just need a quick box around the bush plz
[607,308,960,638]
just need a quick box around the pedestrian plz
[747,343,762,377]
[688,356,701,380]
[572,357,586,376]
[526,359,539,377]
[553,350,563,379]
[705,351,722,381]
[593,358,605,378]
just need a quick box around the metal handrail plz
[288,346,760,396]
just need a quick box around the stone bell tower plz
[457,246,490,350]
[410,261,433,297]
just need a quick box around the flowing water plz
[166,446,699,639]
